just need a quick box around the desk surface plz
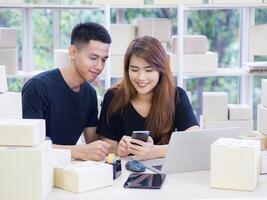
[47,160,267,200]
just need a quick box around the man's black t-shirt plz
[97,87,198,144]
[22,68,98,145]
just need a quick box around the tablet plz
[123,173,166,189]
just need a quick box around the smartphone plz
[123,173,166,189]
[131,131,149,145]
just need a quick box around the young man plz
[22,22,111,161]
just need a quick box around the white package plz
[250,24,267,56]
[210,138,260,191]
[0,140,54,200]
[0,65,7,92]
[54,161,113,193]
[154,0,203,4]
[0,92,22,119]
[93,0,144,5]
[52,148,71,168]
[0,119,45,146]
[228,104,251,120]
[202,92,228,121]
[172,35,208,54]
[257,104,267,136]
[261,79,267,108]
[110,55,124,77]
[169,52,218,73]
[239,131,267,150]
[203,118,253,137]
[54,49,69,69]
[0,28,16,48]
[137,18,172,43]
[110,24,136,55]
[0,48,18,74]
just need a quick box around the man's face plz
[72,40,109,82]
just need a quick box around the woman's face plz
[128,55,160,97]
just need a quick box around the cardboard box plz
[202,117,253,137]
[169,52,218,74]
[54,49,69,69]
[154,0,203,4]
[0,28,16,48]
[258,104,267,136]
[0,119,45,146]
[0,140,53,200]
[261,79,267,108]
[210,138,260,191]
[93,0,144,5]
[110,55,124,77]
[110,24,136,55]
[52,148,71,168]
[172,35,208,54]
[0,48,18,74]
[228,104,251,120]
[0,65,7,92]
[0,92,22,119]
[137,18,171,42]
[202,92,228,121]
[54,161,113,193]
[250,24,267,56]
[239,131,267,150]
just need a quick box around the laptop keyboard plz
[152,164,163,170]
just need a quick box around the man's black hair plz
[71,22,111,48]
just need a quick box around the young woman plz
[97,36,199,160]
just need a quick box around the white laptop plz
[141,127,240,174]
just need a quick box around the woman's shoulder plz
[175,86,187,98]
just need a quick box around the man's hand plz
[76,140,110,161]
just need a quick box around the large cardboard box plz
[228,104,251,120]
[169,52,218,74]
[0,28,16,48]
[110,24,136,55]
[210,138,260,191]
[250,24,267,56]
[0,119,45,146]
[172,35,208,54]
[202,92,228,121]
[0,48,18,74]
[0,65,7,92]
[54,49,69,69]
[54,161,113,193]
[0,92,22,119]
[0,140,53,200]
[202,117,253,137]
[137,19,171,43]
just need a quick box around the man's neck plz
[60,64,84,92]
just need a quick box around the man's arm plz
[83,127,100,144]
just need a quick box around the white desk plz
[47,160,267,200]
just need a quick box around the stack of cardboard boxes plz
[201,92,253,137]
[0,28,18,74]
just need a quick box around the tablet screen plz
[123,173,166,189]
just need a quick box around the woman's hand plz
[117,135,131,157]
[128,136,156,160]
